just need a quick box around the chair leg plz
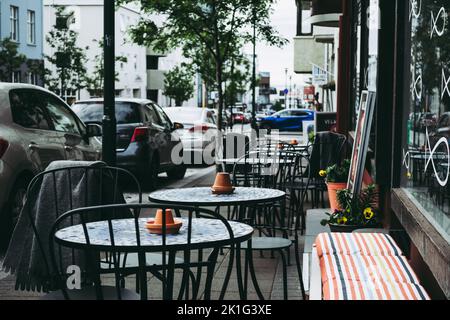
[278,249,288,300]
[247,248,265,300]
[294,240,306,300]
[219,245,235,300]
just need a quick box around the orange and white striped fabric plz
[313,233,430,300]
[314,232,403,258]
[322,278,430,300]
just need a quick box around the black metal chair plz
[3,163,141,294]
[46,204,239,300]
[230,152,309,300]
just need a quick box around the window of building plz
[28,72,39,85]
[12,71,21,83]
[10,6,19,41]
[400,0,450,241]
[147,56,159,70]
[27,10,36,45]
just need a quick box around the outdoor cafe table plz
[216,156,295,166]
[149,187,286,299]
[53,217,254,300]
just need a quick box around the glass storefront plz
[402,0,450,242]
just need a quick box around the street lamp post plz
[103,0,116,165]
[251,2,257,133]
[284,68,288,109]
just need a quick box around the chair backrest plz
[18,164,142,291]
[308,131,346,178]
[247,153,311,237]
[48,204,239,300]
[222,133,250,160]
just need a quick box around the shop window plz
[401,0,450,241]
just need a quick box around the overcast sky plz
[244,0,306,90]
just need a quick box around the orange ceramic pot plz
[326,182,347,211]
[211,173,235,194]
[213,172,232,188]
[154,209,175,225]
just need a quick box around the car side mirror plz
[86,123,102,138]
[173,122,184,130]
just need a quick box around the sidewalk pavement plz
[0,165,306,300]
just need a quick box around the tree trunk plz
[212,1,224,173]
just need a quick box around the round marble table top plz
[149,187,285,206]
[55,218,253,250]
[216,157,295,165]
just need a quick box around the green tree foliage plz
[44,6,88,98]
[0,38,27,82]
[85,39,127,97]
[163,65,195,106]
[118,0,286,132]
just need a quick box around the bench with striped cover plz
[313,233,430,300]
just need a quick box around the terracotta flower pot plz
[211,173,235,194]
[154,209,175,225]
[326,182,347,211]
[290,139,299,145]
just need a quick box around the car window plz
[439,115,448,127]
[291,110,309,117]
[43,93,81,135]
[206,111,216,124]
[279,110,291,117]
[71,102,141,124]
[153,104,172,129]
[9,89,51,130]
[143,104,160,125]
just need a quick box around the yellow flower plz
[337,217,348,225]
[319,170,327,177]
[363,208,374,220]
[407,172,412,179]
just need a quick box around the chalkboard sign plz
[315,112,337,132]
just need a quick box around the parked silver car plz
[0,83,102,247]
[163,107,218,165]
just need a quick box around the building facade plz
[43,0,147,101]
[294,1,340,112]
[0,0,44,85]
[301,0,450,299]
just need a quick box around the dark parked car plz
[72,98,186,188]
[0,83,103,247]
[258,109,315,131]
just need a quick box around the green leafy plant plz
[319,159,351,183]
[321,184,380,227]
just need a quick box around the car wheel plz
[167,165,187,180]
[1,176,29,249]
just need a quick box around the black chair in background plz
[306,131,346,208]
[47,204,238,300]
[238,153,311,300]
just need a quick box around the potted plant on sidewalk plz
[320,184,380,233]
[319,159,350,211]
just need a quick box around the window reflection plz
[403,0,450,239]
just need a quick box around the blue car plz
[258,109,315,131]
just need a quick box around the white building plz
[44,0,147,101]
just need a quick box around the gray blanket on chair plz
[1,160,128,292]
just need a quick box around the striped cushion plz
[319,253,421,285]
[314,232,403,257]
[314,232,430,300]
[322,278,430,300]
